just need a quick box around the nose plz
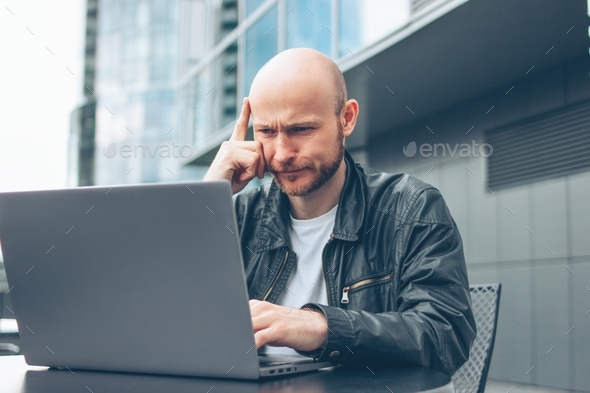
[272,132,296,164]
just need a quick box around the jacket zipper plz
[322,233,335,306]
[341,272,393,304]
[262,251,289,301]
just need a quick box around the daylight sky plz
[0,0,84,192]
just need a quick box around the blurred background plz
[0,0,589,391]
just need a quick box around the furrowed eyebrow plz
[288,122,321,128]
[253,123,273,129]
[253,121,322,129]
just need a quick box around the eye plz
[257,128,274,135]
[293,127,310,132]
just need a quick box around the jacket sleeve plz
[299,188,477,375]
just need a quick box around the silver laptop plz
[0,181,333,379]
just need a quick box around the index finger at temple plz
[229,97,251,142]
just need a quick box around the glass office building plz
[92,0,187,185]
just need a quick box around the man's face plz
[250,86,345,197]
[268,121,344,197]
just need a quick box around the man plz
[203,48,476,375]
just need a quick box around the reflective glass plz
[93,0,180,185]
[122,30,137,62]
[143,90,174,136]
[194,73,208,144]
[245,0,267,17]
[244,5,278,95]
[152,0,174,22]
[338,0,411,57]
[122,2,136,27]
[99,0,117,33]
[150,59,174,83]
[286,0,332,56]
[184,71,207,146]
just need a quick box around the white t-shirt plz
[261,204,337,356]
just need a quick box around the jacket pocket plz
[341,271,393,304]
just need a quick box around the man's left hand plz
[249,300,328,352]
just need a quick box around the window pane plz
[184,71,207,146]
[141,96,173,130]
[193,73,208,143]
[338,0,411,57]
[150,59,174,84]
[244,5,278,95]
[245,0,267,17]
[286,0,332,57]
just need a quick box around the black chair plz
[452,283,502,393]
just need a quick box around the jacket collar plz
[255,150,365,253]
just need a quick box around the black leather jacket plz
[233,150,476,375]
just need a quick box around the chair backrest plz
[452,283,502,393]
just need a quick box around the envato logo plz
[402,141,493,158]
[103,141,194,159]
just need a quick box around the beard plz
[270,126,345,197]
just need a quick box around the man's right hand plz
[202,98,266,194]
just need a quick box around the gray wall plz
[364,55,590,392]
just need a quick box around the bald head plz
[250,48,347,116]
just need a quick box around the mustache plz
[269,162,312,173]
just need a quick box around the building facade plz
[91,0,196,185]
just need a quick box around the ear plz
[341,99,359,138]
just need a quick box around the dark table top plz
[1,355,454,393]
